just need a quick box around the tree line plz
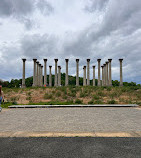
[0,73,140,88]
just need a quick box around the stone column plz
[92,66,95,86]
[36,61,39,86]
[65,59,69,86]
[58,66,61,86]
[76,59,79,86]
[97,59,101,86]
[87,59,90,86]
[44,59,47,86]
[49,66,52,87]
[54,59,58,86]
[83,66,86,86]
[101,66,104,86]
[106,61,109,86]
[39,64,41,87]
[119,59,123,86]
[103,64,106,86]
[33,59,37,87]
[108,59,112,86]
[41,65,43,87]
[22,59,26,88]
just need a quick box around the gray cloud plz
[21,34,59,60]
[0,0,34,17]
[84,0,109,12]
[0,0,141,84]
[37,0,54,15]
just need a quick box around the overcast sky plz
[0,0,141,83]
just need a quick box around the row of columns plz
[22,58,123,88]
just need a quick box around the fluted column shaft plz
[38,64,41,87]
[41,66,43,87]
[83,66,86,86]
[44,59,47,86]
[93,66,95,86]
[58,66,61,86]
[108,59,112,86]
[22,59,26,88]
[119,59,123,86]
[97,59,101,86]
[101,66,104,86]
[76,59,79,86]
[36,62,39,86]
[87,59,90,85]
[106,62,109,86]
[33,59,37,87]
[65,59,69,86]
[49,66,52,87]
[103,64,106,86]
[54,59,58,86]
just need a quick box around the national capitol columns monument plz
[22,58,123,88]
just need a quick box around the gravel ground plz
[0,107,141,132]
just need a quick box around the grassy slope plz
[1,86,141,107]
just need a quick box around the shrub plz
[93,100,103,104]
[97,91,105,97]
[106,87,112,91]
[56,91,61,97]
[93,95,100,100]
[88,99,94,104]
[107,99,117,104]
[75,99,83,104]
[44,93,53,99]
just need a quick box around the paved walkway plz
[0,107,141,137]
[0,137,141,158]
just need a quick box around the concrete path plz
[0,107,141,137]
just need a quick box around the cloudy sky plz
[0,0,141,83]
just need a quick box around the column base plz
[22,84,26,88]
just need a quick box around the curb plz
[8,104,139,108]
[0,131,141,137]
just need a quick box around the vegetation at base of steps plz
[1,86,141,107]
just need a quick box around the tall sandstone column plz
[87,59,90,86]
[97,59,101,86]
[33,59,37,87]
[76,59,79,86]
[119,59,123,86]
[92,66,95,86]
[108,59,112,86]
[36,62,39,86]
[44,59,47,86]
[54,59,58,86]
[41,65,43,87]
[106,61,109,86]
[83,66,86,86]
[101,65,104,86]
[22,59,26,88]
[39,64,41,87]
[58,66,61,86]
[49,66,52,87]
[103,64,106,86]
[65,59,69,86]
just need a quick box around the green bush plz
[75,99,83,104]
[93,100,103,104]
[93,95,100,100]
[44,93,53,99]
[56,91,61,97]
[88,100,94,104]
[107,99,117,104]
